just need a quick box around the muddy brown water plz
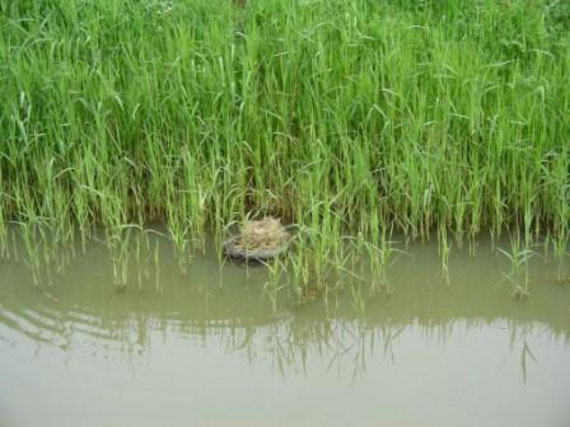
[1,234,569,426]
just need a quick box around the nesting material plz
[224,217,289,262]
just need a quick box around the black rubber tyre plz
[223,239,288,263]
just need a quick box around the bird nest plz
[224,217,290,262]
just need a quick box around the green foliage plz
[0,0,568,277]
[547,0,570,29]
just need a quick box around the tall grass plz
[0,0,569,287]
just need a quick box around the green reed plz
[438,224,451,286]
[0,0,569,290]
[498,231,535,299]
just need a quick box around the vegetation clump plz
[239,217,289,251]
[225,217,289,261]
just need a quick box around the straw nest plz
[224,217,290,262]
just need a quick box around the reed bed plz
[0,0,569,290]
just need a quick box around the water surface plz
[1,236,569,426]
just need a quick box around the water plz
[1,234,569,426]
